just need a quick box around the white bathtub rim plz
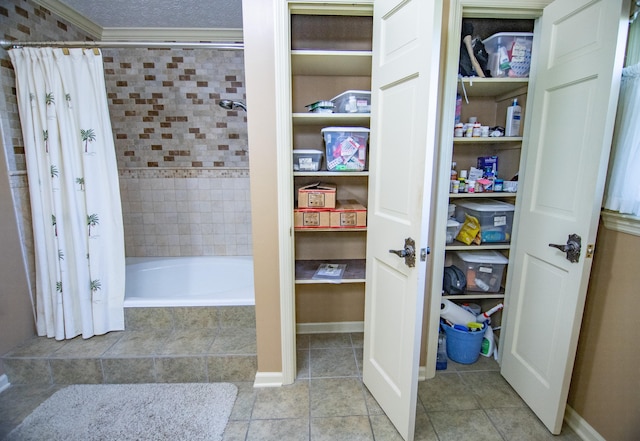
[124,256,255,308]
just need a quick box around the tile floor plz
[0,332,581,440]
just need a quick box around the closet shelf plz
[457,77,528,98]
[291,50,372,76]
[295,259,366,284]
[293,171,369,177]
[445,241,511,251]
[449,192,516,199]
[292,112,370,126]
[443,293,505,300]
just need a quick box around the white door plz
[362,0,442,440]
[501,0,629,434]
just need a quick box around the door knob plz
[549,233,581,263]
[389,237,416,267]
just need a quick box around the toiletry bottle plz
[347,95,357,113]
[505,98,521,137]
[451,161,458,181]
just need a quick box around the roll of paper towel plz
[440,299,476,325]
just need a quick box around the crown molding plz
[33,0,102,39]
[32,0,243,43]
[100,27,243,42]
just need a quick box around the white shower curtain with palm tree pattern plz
[9,47,125,340]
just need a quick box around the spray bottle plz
[480,325,495,357]
[476,303,504,323]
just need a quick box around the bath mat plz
[6,383,237,441]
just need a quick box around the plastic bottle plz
[480,325,495,357]
[451,161,458,181]
[497,37,511,76]
[436,332,448,370]
[476,303,504,323]
[347,95,357,113]
[505,98,521,137]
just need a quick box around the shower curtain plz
[9,47,125,340]
[602,17,640,217]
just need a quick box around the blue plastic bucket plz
[442,322,485,364]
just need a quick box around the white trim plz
[417,365,427,382]
[296,321,365,334]
[253,371,284,388]
[32,0,102,39]
[276,0,297,387]
[0,374,10,394]
[100,28,243,42]
[564,405,606,441]
[601,210,640,237]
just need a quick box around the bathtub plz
[124,256,255,307]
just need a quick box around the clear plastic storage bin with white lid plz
[454,199,515,243]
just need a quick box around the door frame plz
[424,0,551,377]
[274,0,376,386]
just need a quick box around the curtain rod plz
[0,39,243,50]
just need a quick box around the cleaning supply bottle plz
[476,303,504,323]
[480,325,495,357]
[436,332,447,370]
[505,98,521,137]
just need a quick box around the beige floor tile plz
[247,418,309,441]
[418,372,482,412]
[309,348,358,378]
[310,377,367,418]
[252,380,309,420]
[429,409,504,441]
[309,333,352,349]
[310,415,373,440]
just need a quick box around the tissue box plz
[297,182,336,209]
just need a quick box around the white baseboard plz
[418,365,427,381]
[0,374,10,394]
[253,371,283,388]
[564,405,606,441]
[296,321,364,334]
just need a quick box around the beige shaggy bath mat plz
[6,383,237,441]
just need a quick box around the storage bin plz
[293,149,323,171]
[482,32,533,78]
[331,90,371,113]
[442,321,486,364]
[452,250,508,293]
[321,127,369,172]
[446,219,460,244]
[455,199,515,243]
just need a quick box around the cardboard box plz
[294,209,331,228]
[297,182,336,209]
[330,200,367,228]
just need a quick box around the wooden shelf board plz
[295,259,366,284]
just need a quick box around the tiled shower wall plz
[102,48,251,257]
[1,0,252,262]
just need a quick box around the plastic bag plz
[456,214,480,245]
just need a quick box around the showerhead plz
[218,99,247,111]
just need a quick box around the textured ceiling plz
[57,0,243,28]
